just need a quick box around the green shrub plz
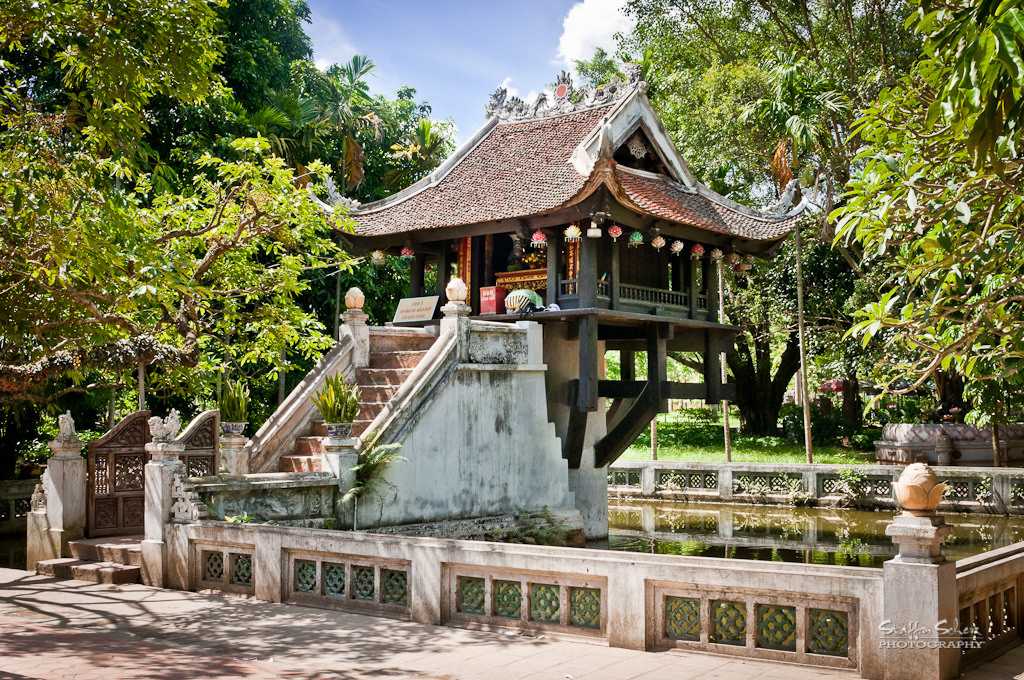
[219,379,250,422]
[634,422,725,448]
[311,374,360,423]
[780,403,844,444]
[677,407,718,425]
[849,428,881,451]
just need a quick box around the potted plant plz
[342,437,403,530]
[219,379,250,435]
[311,374,360,438]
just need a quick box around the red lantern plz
[690,243,705,258]
[608,225,624,241]
[530,230,548,249]
[400,246,415,260]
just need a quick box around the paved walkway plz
[0,569,1018,680]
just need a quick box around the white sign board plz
[392,296,440,323]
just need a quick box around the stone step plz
[292,436,324,455]
[69,537,143,567]
[369,350,428,369]
[358,385,399,402]
[370,333,436,353]
[352,419,373,437]
[279,455,322,473]
[356,401,388,421]
[36,558,89,579]
[71,561,141,585]
[308,420,328,437]
[356,368,413,387]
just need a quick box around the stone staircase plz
[36,536,142,585]
[277,331,436,472]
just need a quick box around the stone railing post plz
[220,433,250,476]
[440,277,471,361]
[322,435,359,527]
[882,463,959,680]
[340,287,370,368]
[141,411,186,588]
[28,412,86,567]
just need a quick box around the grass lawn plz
[620,443,876,465]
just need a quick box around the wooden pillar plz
[609,239,620,309]
[577,316,599,412]
[647,324,667,412]
[437,245,456,302]
[671,257,682,293]
[704,330,722,404]
[578,235,597,307]
[621,348,635,381]
[483,234,495,286]
[546,232,561,306]
[410,254,426,297]
[470,236,485,314]
[707,255,720,322]
[688,257,698,319]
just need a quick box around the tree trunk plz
[841,373,862,434]
[728,329,801,436]
[934,369,968,421]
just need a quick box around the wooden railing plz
[619,283,689,308]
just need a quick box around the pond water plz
[599,500,1024,567]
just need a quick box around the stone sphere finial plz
[446,277,467,304]
[345,287,365,311]
[894,463,948,515]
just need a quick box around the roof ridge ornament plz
[484,64,646,122]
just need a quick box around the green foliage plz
[835,0,1024,426]
[311,374,359,423]
[780,403,844,444]
[219,380,250,422]
[225,513,255,524]
[574,47,625,88]
[1,0,223,153]
[832,468,868,508]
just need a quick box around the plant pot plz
[325,422,353,438]
[221,421,247,436]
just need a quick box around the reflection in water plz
[602,501,1024,568]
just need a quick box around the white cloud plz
[557,0,632,68]
[306,15,358,70]
[500,77,520,98]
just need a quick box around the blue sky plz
[305,0,631,143]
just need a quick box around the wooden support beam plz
[647,323,668,413]
[707,255,720,323]
[470,235,485,314]
[577,315,599,412]
[704,330,723,405]
[578,233,597,307]
[546,231,561,306]
[594,386,658,468]
[599,327,648,341]
[688,257,698,320]
[410,254,426,297]
[609,239,620,309]
[621,349,635,380]
[563,380,588,469]
[598,380,717,400]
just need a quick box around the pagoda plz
[340,70,803,488]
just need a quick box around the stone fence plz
[164,517,885,676]
[0,478,36,535]
[608,461,1024,514]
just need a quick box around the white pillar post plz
[883,464,959,680]
[340,287,370,368]
[141,412,185,588]
[30,413,87,567]
[220,433,250,476]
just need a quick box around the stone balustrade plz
[609,461,1024,514]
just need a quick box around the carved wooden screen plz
[179,410,220,478]
[87,410,151,537]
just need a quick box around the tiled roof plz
[351,101,799,243]
[614,168,799,241]
[352,105,614,237]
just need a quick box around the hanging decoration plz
[530,229,548,249]
[628,230,644,248]
[370,250,386,266]
[626,133,649,159]
[650,234,666,251]
[690,243,705,258]
[587,210,610,238]
[669,239,685,256]
[710,248,724,260]
[400,246,415,260]
[564,224,582,242]
[607,224,623,242]
[726,252,740,265]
